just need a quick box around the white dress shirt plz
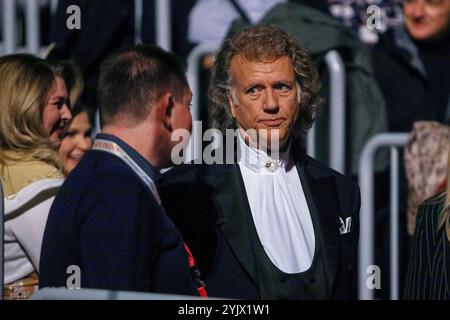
[238,135,315,273]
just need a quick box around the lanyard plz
[92,138,208,297]
[93,139,161,204]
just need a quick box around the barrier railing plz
[1,0,17,55]
[134,0,143,44]
[155,0,171,51]
[307,50,346,174]
[0,0,172,56]
[185,43,218,161]
[25,0,41,54]
[358,133,409,300]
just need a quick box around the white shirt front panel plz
[237,136,315,273]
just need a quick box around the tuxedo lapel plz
[208,164,259,286]
[296,155,341,298]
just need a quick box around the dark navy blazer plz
[39,135,198,296]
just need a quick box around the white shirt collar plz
[237,132,293,174]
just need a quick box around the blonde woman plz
[404,150,450,300]
[47,60,93,176]
[0,54,71,299]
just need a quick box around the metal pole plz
[50,0,59,16]
[324,50,346,174]
[0,179,4,300]
[185,43,217,162]
[187,43,217,122]
[306,124,316,158]
[3,0,16,54]
[358,133,409,300]
[390,147,400,300]
[25,0,41,54]
[155,0,171,51]
[134,0,143,44]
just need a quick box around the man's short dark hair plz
[98,44,188,126]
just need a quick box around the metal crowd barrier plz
[1,0,41,55]
[307,50,346,174]
[358,133,409,300]
[155,0,171,51]
[1,0,172,56]
[185,43,219,162]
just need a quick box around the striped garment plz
[404,193,450,300]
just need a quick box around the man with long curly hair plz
[160,25,361,299]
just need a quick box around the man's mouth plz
[259,118,285,127]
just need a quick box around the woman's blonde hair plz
[49,60,84,109]
[0,54,61,170]
[439,149,450,242]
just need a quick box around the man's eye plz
[247,87,260,95]
[274,83,291,91]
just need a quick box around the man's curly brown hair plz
[208,25,321,137]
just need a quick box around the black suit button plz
[280,275,287,282]
[308,278,316,284]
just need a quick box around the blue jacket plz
[39,135,199,296]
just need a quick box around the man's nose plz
[262,89,279,113]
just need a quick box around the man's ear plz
[227,88,237,119]
[157,92,174,131]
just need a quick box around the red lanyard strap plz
[183,243,208,298]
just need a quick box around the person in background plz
[373,0,450,133]
[58,104,94,176]
[404,149,450,299]
[372,0,450,297]
[0,54,71,299]
[47,0,134,110]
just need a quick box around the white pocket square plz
[339,217,352,235]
